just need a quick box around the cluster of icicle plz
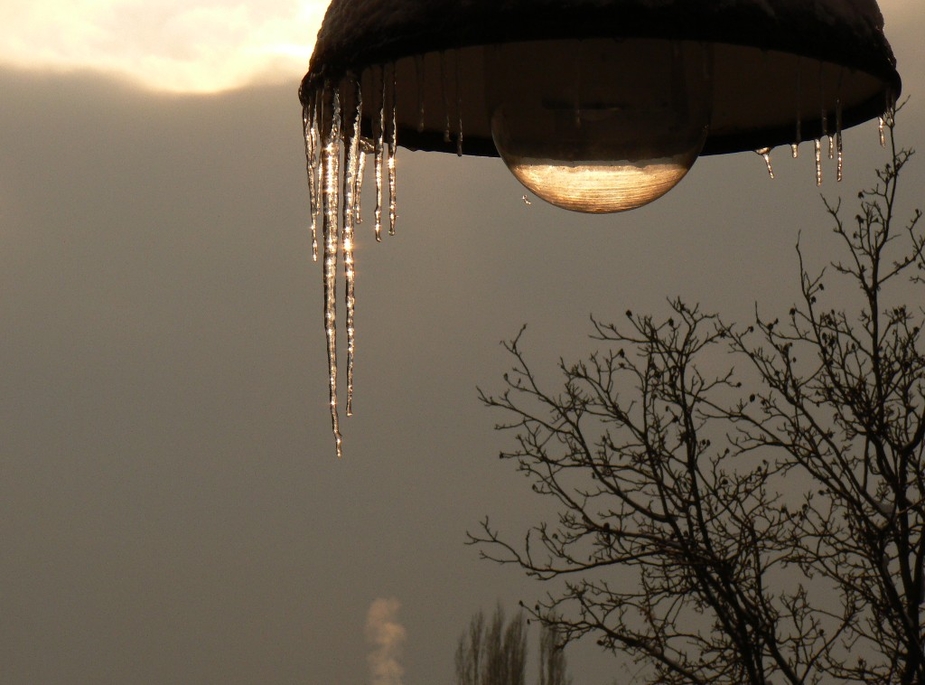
[754,93,847,183]
[756,103,894,181]
[756,71,895,184]
[301,57,895,459]
[302,66,398,459]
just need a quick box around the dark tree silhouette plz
[470,114,925,684]
[456,605,527,685]
[539,616,573,685]
[455,605,572,685]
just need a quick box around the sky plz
[0,2,923,684]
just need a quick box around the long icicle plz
[388,62,398,236]
[440,51,451,144]
[455,49,464,156]
[303,95,321,261]
[835,98,843,182]
[343,77,362,417]
[355,140,368,226]
[792,56,801,158]
[374,65,385,242]
[814,137,823,187]
[322,83,343,458]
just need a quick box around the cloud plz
[365,598,406,685]
[0,0,329,93]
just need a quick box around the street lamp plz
[299,0,901,456]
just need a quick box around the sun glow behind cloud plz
[0,0,917,95]
[0,0,330,93]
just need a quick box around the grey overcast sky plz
[1,2,924,684]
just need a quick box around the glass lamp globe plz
[486,39,714,213]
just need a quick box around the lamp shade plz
[300,0,901,157]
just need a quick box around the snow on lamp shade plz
[299,0,901,456]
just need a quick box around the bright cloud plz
[0,0,329,92]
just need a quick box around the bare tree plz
[470,115,925,684]
[456,605,527,685]
[455,605,572,685]
[457,609,487,685]
[539,618,572,685]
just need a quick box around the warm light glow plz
[505,160,696,214]
[487,39,712,212]
[0,0,329,93]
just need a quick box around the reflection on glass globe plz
[486,39,713,213]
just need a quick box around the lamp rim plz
[300,0,901,156]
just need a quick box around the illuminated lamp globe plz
[486,39,712,212]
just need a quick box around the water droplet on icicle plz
[755,147,774,179]
[791,143,799,159]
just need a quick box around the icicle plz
[355,140,369,225]
[814,138,822,187]
[388,63,398,236]
[301,102,317,260]
[879,116,886,147]
[415,54,426,133]
[455,50,464,157]
[374,65,386,242]
[818,63,831,163]
[440,51,451,144]
[303,97,321,261]
[792,57,801,158]
[820,107,829,156]
[572,45,582,130]
[884,103,895,128]
[755,147,774,179]
[835,98,843,183]
[342,77,362,418]
[312,99,324,259]
[322,84,343,458]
